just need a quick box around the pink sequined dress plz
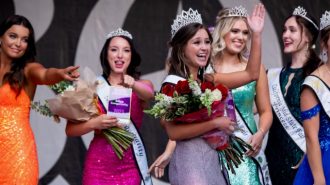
[82,92,143,185]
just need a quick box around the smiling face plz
[282,16,309,54]
[0,24,29,59]
[223,19,249,55]
[107,36,132,74]
[183,28,211,71]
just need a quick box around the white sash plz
[162,74,185,85]
[303,75,330,118]
[267,68,306,152]
[234,109,272,185]
[97,76,152,185]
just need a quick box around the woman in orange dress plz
[0,15,79,184]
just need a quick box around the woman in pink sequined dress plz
[66,28,154,185]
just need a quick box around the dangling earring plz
[322,49,328,62]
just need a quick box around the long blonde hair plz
[212,8,251,62]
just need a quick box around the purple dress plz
[83,92,143,185]
[169,138,228,185]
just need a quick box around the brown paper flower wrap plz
[32,67,134,159]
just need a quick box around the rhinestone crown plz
[171,8,203,38]
[227,6,248,17]
[292,6,318,30]
[106,28,133,39]
[320,10,330,30]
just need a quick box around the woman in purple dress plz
[66,28,154,185]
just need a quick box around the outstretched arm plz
[25,62,80,85]
[300,87,325,184]
[121,75,154,103]
[205,3,265,89]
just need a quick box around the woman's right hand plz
[148,151,172,178]
[89,114,119,130]
[213,116,236,135]
[247,3,265,33]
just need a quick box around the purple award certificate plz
[107,86,132,124]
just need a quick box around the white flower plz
[188,77,202,96]
[65,85,75,92]
[211,89,222,101]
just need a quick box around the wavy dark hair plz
[99,35,141,80]
[285,15,321,77]
[0,15,36,94]
[168,23,213,80]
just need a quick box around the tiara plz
[292,6,319,30]
[320,10,330,30]
[106,28,133,39]
[227,6,248,17]
[171,8,203,38]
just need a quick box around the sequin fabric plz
[82,91,143,185]
[163,82,227,185]
[224,82,261,185]
[265,67,305,185]
[169,138,228,185]
[0,83,38,185]
[294,105,330,184]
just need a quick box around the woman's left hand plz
[62,66,80,81]
[246,130,264,157]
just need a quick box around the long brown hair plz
[0,15,36,94]
[168,23,212,79]
[285,15,321,77]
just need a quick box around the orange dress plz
[0,83,38,185]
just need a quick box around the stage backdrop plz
[0,0,329,184]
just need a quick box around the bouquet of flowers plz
[32,67,134,159]
[144,76,253,174]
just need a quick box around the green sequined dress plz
[265,67,305,185]
[226,81,262,185]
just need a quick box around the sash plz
[162,74,185,85]
[233,108,272,185]
[267,68,306,152]
[303,75,330,119]
[97,76,152,185]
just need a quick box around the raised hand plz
[247,3,265,33]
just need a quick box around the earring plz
[322,49,328,62]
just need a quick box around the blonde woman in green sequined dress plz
[208,5,273,185]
